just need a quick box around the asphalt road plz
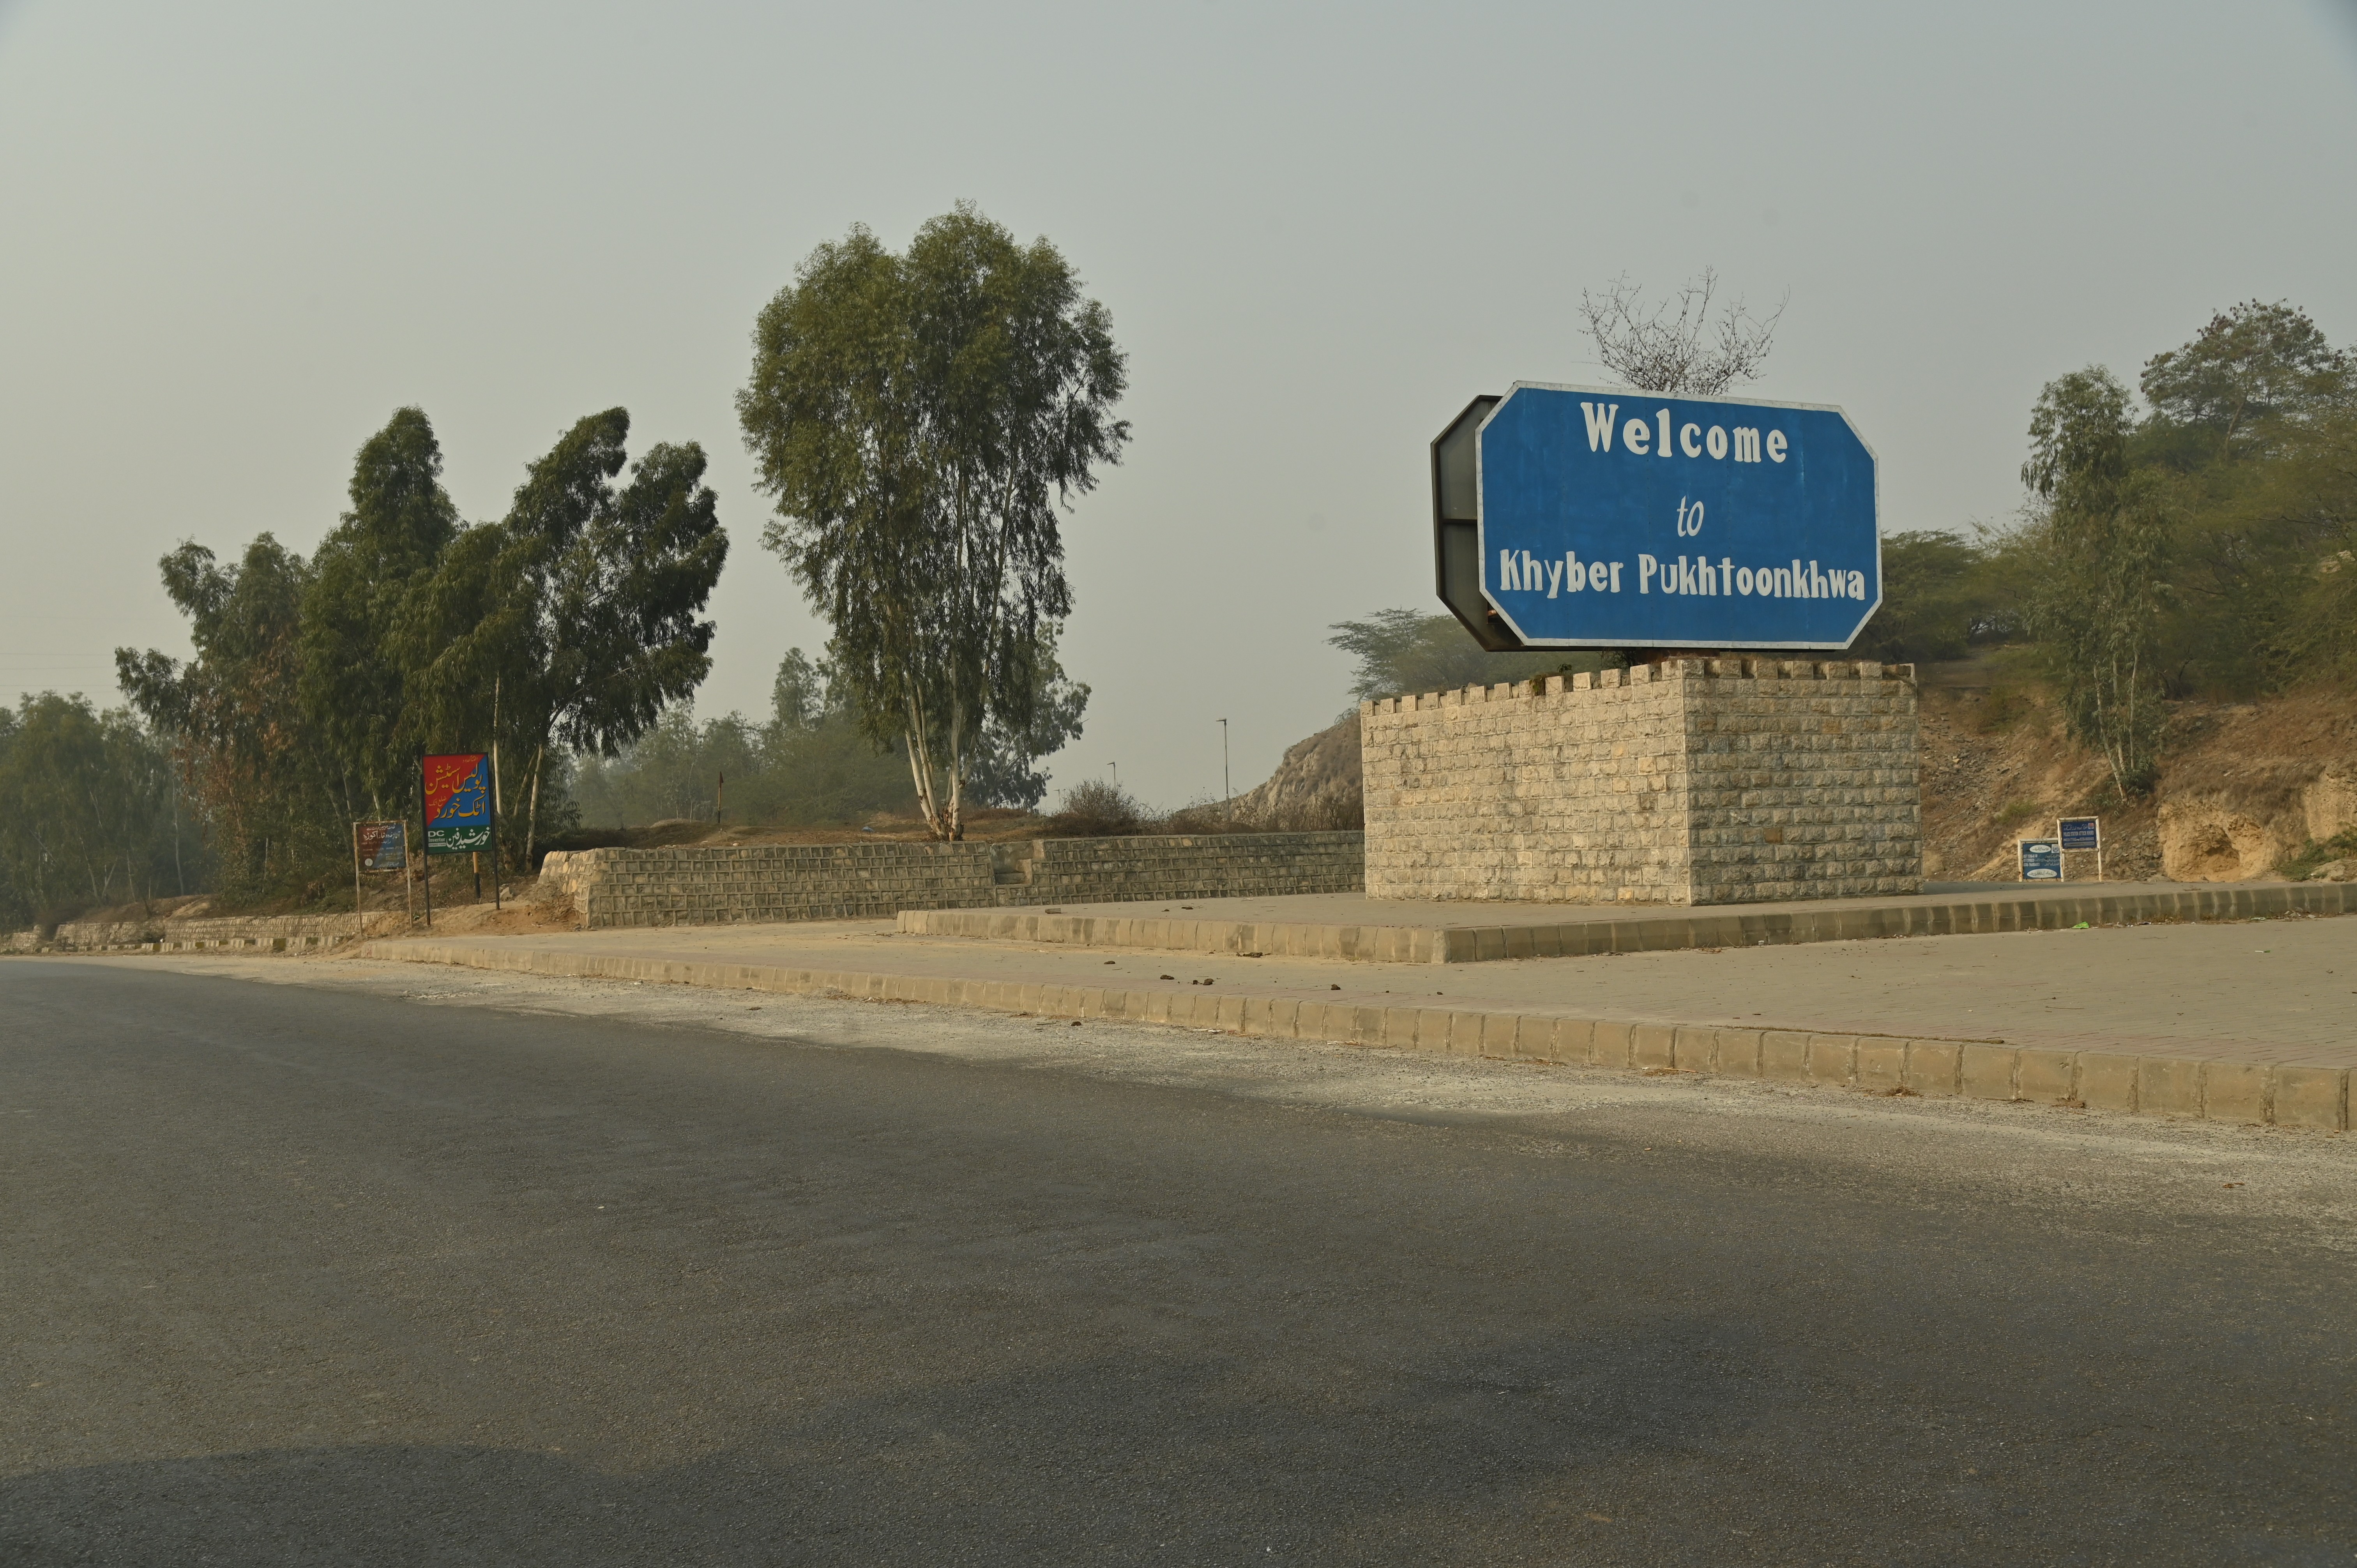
[3,959,2352,1566]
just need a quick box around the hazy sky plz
[4,2,2354,806]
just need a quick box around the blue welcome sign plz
[1468,383,1880,649]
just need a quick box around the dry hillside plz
[1224,717,1362,829]
[1920,658,2356,882]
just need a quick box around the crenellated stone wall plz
[1360,657,1921,906]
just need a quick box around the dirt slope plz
[1225,717,1362,830]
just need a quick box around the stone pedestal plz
[1360,657,1921,906]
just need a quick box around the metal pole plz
[353,822,364,922]
[491,765,500,911]
[420,757,432,930]
[1219,719,1230,816]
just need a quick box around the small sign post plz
[421,752,498,928]
[352,820,410,929]
[2019,839,2063,881]
[2058,816,2102,882]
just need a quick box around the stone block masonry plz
[539,832,1364,930]
[1361,657,1920,906]
[6,911,401,955]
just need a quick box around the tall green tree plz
[1851,530,2022,665]
[2019,367,2174,795]
[0,694,191,927]
[300,407,463,821]
[961,630,1089,810]
[415,409,728,865]
[2140,300,2354,465]
[117,535,329,901]
[739,206,1128,839]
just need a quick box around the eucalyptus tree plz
[116,535,328,898]
[300,407,462,819]
[413,409,728,865]
[2020,367,2174,795]
[960,630,1089,810]
[739,206,1128,839]
[0,694,185,924]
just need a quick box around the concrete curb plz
[360,938,2349,1132]
[897,881,2357,963]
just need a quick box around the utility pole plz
[1107,761,1117,790]
[1218,718,1230,819]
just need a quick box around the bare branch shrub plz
[1045,777,1147,837]
[1577,268,1786,395]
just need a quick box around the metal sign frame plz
[1432,394,1513,650]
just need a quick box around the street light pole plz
[1218,719,1230,818]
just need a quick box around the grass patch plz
[2275,828,2357,881]
[1969,685,2033,734]
[1995,798,2045,831]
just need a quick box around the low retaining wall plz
[539,832,1365,930]
[5,911,401,955]
[1019,833,1364,906]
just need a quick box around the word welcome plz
[1498,549,1867,600]
[1580,402,1787,464]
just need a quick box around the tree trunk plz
[905,706,949,839]
[944,695,965,841]
[524,744,545,874]
[899,684,952,839]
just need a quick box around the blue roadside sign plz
[2019,840,2063,881]
[1447,383,1879,649]
[2058,817,2100,851]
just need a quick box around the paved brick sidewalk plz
[366,906,2357,1070]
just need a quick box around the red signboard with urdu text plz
[422,753,493,853]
